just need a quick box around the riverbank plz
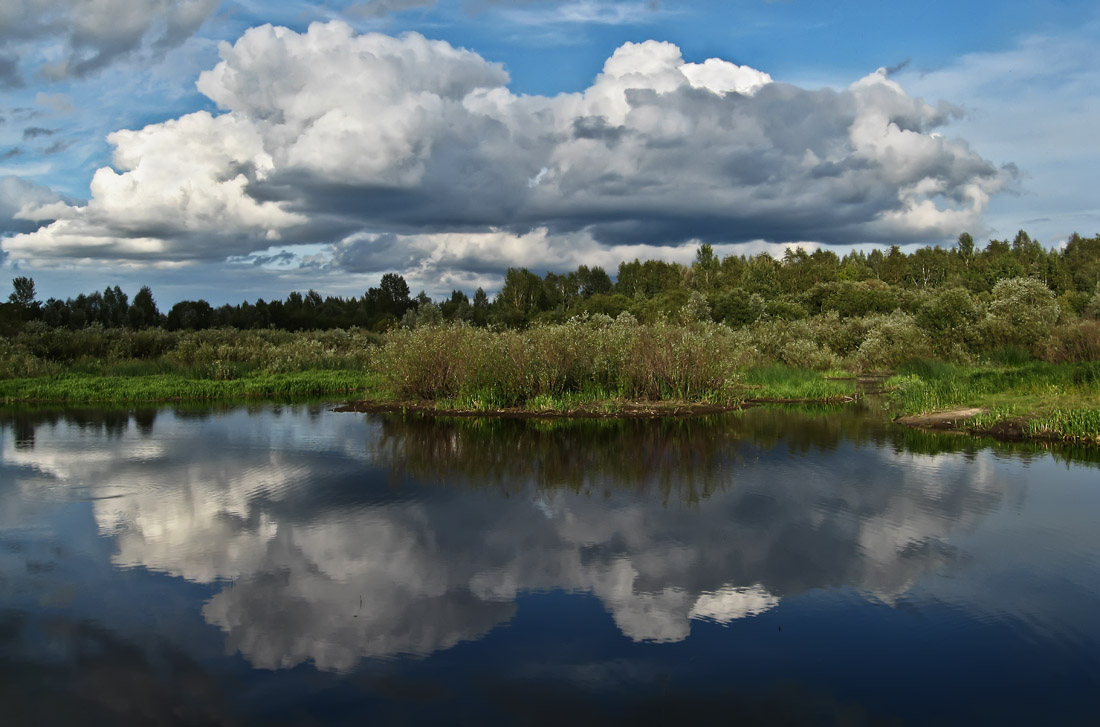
[0,371,378,404]
[0,362,861,413]
[887,361,1100,443]
[2,355,1097,445]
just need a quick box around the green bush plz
[980,277,1060,355]
[916,287,981,357]
[853,312,933,371]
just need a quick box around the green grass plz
[887,360,1100,442]
[738,365,857,401]
[0,371,381,404]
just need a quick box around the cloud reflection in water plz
[0,405,1025,671]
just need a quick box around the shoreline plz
[894,407,1100,444]
[331,395,858,419]
[2,370,1096,445]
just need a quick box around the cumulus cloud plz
[0,175,63,235]
[3,21,1013,282]
[0,0,218,82]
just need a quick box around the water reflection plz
[3,404,1074,678]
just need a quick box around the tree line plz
[3,230,1099,335]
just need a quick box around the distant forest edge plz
[4,232,1100,337]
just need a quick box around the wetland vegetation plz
[2,231,1099,441]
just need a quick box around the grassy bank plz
[0,371,380,404]
[0,327,382,404]
[887,360,1100,442]
[2,322,1098,445]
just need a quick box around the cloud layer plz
[0,0,218,82]
[4,20,1012,281]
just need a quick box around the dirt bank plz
[893,408,986,430]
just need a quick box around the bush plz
[853,312,933,371]
[1045,320,1100,363]
[916,287,981,356]
[711,288,765,327]
[980,277,1059,355]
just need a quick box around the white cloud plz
[3,21,1012,283]
[896,28,1100,243]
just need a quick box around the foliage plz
[980,277,1061,354]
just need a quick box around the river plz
[1,402,1098,725]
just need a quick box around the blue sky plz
[1,0,1097,304]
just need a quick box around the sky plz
[0,0,1097,305]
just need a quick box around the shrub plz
[980,277,1059,355]
[852,312,933,371]
[1045,320,1100,363]
[916,287,981,357]
[711,288,765,328]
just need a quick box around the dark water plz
[1,402,1098,726]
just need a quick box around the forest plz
[3,230,1100,338]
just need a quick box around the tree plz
[366,273,413,318]
[471,288,490,326]
[129,286,160,328]
[576,265,612,297]
[956,232,975,261]
[102,285,129,326]
[692,244,720,291]
[166,300,213,330]
[916,287,980,355]
[495,267,544,326]
[878,245,908,286]
[740,253,779,298]
[440,290,471,322]
[9,277,36,308]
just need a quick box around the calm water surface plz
[1,402,1098,725]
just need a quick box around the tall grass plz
[371,317,854,408]
[0,325,380,379]
[740,365,856,401]
[0,326,383,404]
[373,316,755,406]
[0,371,378,404]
